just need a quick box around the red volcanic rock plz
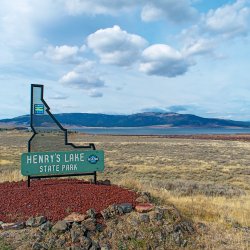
[1,222,25,230]
[0,179,137,223]
[135,203,154,213]
[63,212,86,223]
[135,195,150,203]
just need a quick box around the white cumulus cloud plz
[141,0,198,23]
[204,0,250,38]
[179,0,250,61]
[34,45,85,64]
[88,89,103,98]
[140,44,192,77]
[64,0,198,24]
[60,61,105,92]
[182,38,215,57]
[64,0,138,15]
[0,0,64,49]
[87,25,148,66]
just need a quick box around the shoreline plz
[1,129,250,142]
[78,133,250,142]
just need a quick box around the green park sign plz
[22,84,105,186]
[21,150,104,176]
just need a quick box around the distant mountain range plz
[1,112,250,128]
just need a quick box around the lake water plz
[73,127,250,135]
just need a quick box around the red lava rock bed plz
[0,179,137,223]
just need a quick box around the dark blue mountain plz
[1,112,250,128]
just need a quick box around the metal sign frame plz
[25,84,103,187]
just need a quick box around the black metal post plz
[28,176,30,187]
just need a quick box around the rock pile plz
[0,179,137,223]
[0,193,197,249]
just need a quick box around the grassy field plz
[0,130,249,249]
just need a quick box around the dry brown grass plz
[0,130,250,249]
[116,178,250,249]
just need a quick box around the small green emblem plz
[34,104,44,114]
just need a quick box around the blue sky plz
[1,0,250,120]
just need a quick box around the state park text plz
[21,150,105,176]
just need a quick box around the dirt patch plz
[0,179,137,223]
